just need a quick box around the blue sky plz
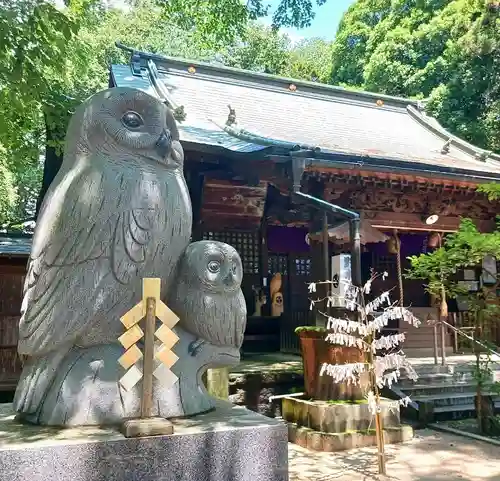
[263,0,355,42]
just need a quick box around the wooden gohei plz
[118,278,180,437]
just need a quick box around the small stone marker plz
[118,278,180,438]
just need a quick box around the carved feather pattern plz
[19,160,191,357]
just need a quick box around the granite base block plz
[0,400,288,481]
[287,422,413,452]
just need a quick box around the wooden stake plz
[119,278,179,438]
[141,297,155,419]
[374,388,387,475]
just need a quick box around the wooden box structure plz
[0,236,30,393]
[110,50,500,356]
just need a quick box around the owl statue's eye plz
[121,111,144,130]
[231,262,238,274]
[207,260,221,274]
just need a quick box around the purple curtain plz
[267,226,310,253]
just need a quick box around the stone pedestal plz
[282,395,413,452]
[0,401,288,481]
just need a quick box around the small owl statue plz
[170,240,247,353]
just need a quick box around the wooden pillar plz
[260,218,269,292]
[309,212,327,327]
[189,171,205,241]
[322,212,330,284]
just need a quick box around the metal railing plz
[431,317,500,366]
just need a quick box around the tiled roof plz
[110,65,270,155]
[109,46,500,180]
[0,236,32,256]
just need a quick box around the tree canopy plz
[330,0,500,152]
[0,0,330,226]
[1,0,499,227]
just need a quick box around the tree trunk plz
[35,113,65,218]
[474,320,484,433]
[475,395,496,435]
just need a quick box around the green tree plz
[284,38,333,83]
[330,0,500,153]
[407,216,500,434]
[216,23,291,74]
[0,0,331,224]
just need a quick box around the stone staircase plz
[393,355,500,420]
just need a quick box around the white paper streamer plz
[365,291,391,315]
[374,353,418,383]
[367,390,379,415]
[371,333,406,351]
[319,362,366,384]
[366,391,413,415]
[327,317,367,335]
[400,308,422,327]
[325,332,368,351]
[366,313,389,333]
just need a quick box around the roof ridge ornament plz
[226,105,237,126]
[475,150,492,162]
[145,59,187,123]
[416,100,426,112]
[440,139,451,155]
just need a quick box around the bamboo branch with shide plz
[308,271,420,475]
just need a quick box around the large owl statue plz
[13,87,192,425]
[169,241,247,354]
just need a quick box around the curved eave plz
[211,123,500,184]
[109,47,500,185]
[407,106,500,165]
[303,152,500,184]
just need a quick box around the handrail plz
[440,318,500,365]
[379,319,500,367]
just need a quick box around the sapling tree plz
[308,270,420,475]
[407,218,500,434]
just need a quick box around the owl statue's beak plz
[223,273,234,287]
[155,129,173,159]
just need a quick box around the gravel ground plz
[288,429,500,481]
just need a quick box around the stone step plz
[413,391,500,403]
[398,373,473,386]
[400,363,500,377]
[403,348,454,358]
[401,383,478,397]
[434,400,500,413]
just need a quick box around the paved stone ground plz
[288,429,500,481]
